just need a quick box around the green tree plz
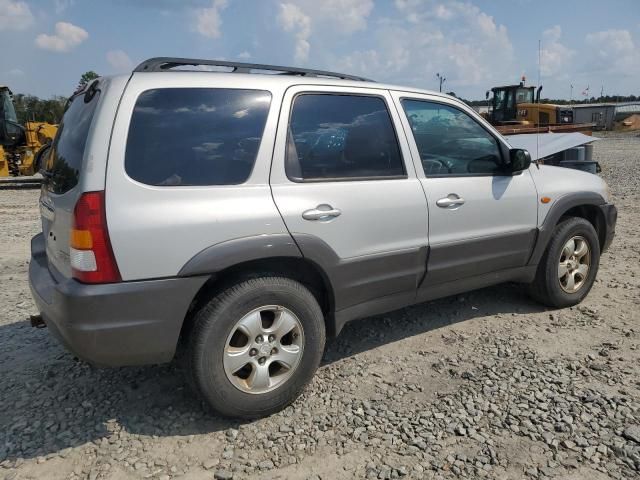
[13,94,67,124]
[77,71,99,91]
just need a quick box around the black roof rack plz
[133,57,372,82]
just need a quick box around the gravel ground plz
[1,132,639,480]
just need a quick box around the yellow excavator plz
[0,86,58,178]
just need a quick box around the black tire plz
[528,217,600,308]
[187,276,325,418]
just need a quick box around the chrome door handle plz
[302,205,342,221]
[436,194,465,208]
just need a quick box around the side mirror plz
[485,90,490,100]
[509,148,532,172]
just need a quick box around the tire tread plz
[528,216,600,308]
[187,276,325,418]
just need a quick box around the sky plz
[1,0,639,100]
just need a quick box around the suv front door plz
[393,93,538,293]
[270,86,429,322]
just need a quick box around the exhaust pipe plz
[30,314,46,329]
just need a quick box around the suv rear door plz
[40,87,101,278]
[392,92,538,291]
[270,85,429,317]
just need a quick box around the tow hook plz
[30,314,46,329]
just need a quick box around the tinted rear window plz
[125,88,271,186]
[286,94,405,181]
[46,90,100,194]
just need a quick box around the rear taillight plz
[70,191,121,284]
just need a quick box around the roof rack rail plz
[133,57,373,82]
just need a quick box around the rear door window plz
[46,90,100,194]
[125,88,271,186]
[286,94,405,181]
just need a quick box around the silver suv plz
[30,58,617,418]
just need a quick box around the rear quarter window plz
[125,88,271,186]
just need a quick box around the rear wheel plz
[187,276,325,418]
[528,217,600,308]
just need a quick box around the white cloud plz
[106,49,134,71]
[278,3,311,62]
[319,0,374,33]
[54,0,75,14]
[232,108,248,118]
[277,0,374,63]
[7,68,24,76]
[194,0,228,39]
[585,29,640,78]
[237,50,252,59]
[0,0,33,31]
[540,25,574,77]
[35,21,88,52]
[586,29,635,58]
[336,0,514,94]
[433,4,453,20]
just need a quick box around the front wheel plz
[187,276,325,418]
[528,217,600,308]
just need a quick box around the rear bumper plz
[28,233,208,367]
[599,203,617,252]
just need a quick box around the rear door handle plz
[436,194,465,208]
[302,204,342,221]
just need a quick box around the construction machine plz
[485,79,591,135]
[0,86,58,178]
[482,79,600,173]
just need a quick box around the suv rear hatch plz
[40,85,101,279]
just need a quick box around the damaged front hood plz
[505,132,598,161]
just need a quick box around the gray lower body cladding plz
[176,230,539,337]
[29,233,208,367]
[599,203,617,252]
[328,229,538,334]
[527,193,612,265]
[178,233,301,277]
[292,233,428,312]
[423,229,537,286]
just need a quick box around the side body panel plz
[106,74,292,280]
[527,163,610,225]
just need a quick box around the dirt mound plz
[616,113,640,131]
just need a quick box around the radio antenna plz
[535,39,541,168]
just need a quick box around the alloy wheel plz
[558,235,591,293]
[223,305,304,394]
